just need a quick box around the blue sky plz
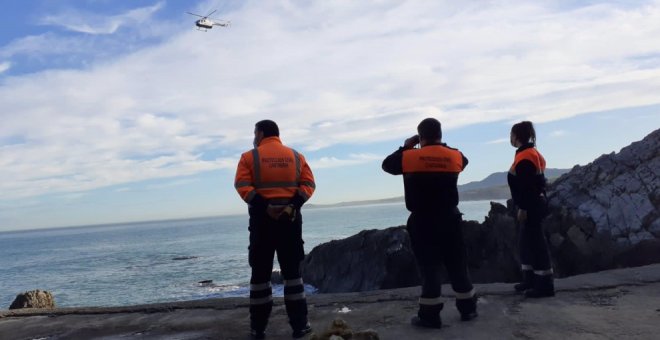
[1,0,659,231]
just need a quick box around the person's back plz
[382,118,477,328]
[234,120,315,339]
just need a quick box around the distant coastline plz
[307,168,569,209]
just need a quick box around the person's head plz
[254,120,279,146]
[510,121,536,148]
[417,118,442,146]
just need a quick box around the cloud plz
[550,130,567,137]
[40,2,164,35]
[2,0,660,200]
[485,138,509,145]
[310,154,383,169]
[0,62,9,73]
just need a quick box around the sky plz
[1,0,659,231]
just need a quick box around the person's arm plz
[382,148,404,175]
[382,135,418,175]
[290,154,315,210]
[461,152,469,170]
[514,160,538,211]
[234,153,267,213]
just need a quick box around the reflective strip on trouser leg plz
[521,264,533,270]
[419,296,444,306]
[455,288,475,300]
[534,268,554,276]
[283,277,308,330]
[250,281,273,305]
[250,281,273,332]
[283,277,306,301]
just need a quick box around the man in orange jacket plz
[235,120,315,339]
[382,118,477,328]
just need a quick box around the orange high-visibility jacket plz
[509,147,546,175]
[234,136,315,204]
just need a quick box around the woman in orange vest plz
[507,121,555,298]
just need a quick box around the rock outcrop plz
[302,227,419,293]
[302,128,660,293]
[9,290,56,310]
[544,127,660,276]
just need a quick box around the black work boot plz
[525,274,555,298]
[514,270,534,292]
[456,294,478,321]
[249,301,272,339]
[250,329,266,339]
[286,299,311,338]
[292,323,312,338]
[411,303,443,329]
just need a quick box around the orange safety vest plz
[402,145,464,174]
[509,147,546,175]
[235,137,315,203]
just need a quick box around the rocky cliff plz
[544,127,660,276]
[302,128,660,293]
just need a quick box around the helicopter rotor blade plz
[186,12,205,18]
[206,9,217,17]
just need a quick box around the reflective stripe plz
[455,288,475,299]
[284,278,303,287]
[235,181,253,188]
[246,190,256,203]
[252,148,261,186]
[250,296,273,305]
[521,264,533,270]
[299,181,316,188]
[418,296,444,305]
[293,150,301,182]
[284,292,306,301]
[254,181,299,189]
[250,282,271,291]
[534,269,554,276]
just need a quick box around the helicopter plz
[186,10,230,31]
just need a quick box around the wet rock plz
[271,269,283,284]
[9,290,56,310]
[302,226,419,293]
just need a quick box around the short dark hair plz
[511,121,536,145]
[417,118,442,141]
[255,120,279,137]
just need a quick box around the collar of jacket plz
[421,141,447,147]
[516,143,535,153]
[258,136,282,146]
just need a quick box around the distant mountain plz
[307,168,570,208]
[459,168,570,192]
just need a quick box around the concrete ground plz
[2,264,660,340]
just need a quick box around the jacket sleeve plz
[382,147,405,175]
[234,153,267,212]
[461,152,469,170]
[290,153,316,209]
[514,160,539,210]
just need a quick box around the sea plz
[0,200,503,309]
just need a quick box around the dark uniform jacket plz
[382,142,468,214]
[507,143,547,211]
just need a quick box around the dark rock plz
[271,269,283,284]
[302,226,419,293]
[300,129,659,293]
[172,256,199,261]
[9,290,56,309]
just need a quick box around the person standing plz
[234,120,315,339]
[382,118,478,328]
[508,121,555,298]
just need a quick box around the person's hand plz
[266,205,286,220]
[404,135,420,149]
[279,205,296,222]
[517,209,527,223]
